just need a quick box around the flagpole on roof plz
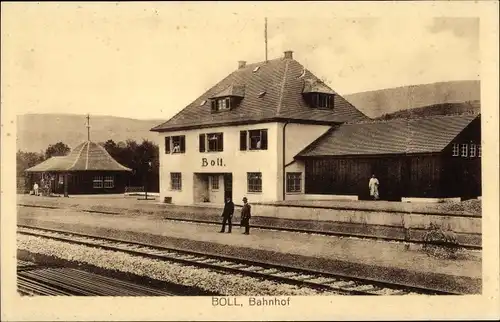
[265,17,268,63]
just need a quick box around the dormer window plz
[313,93,334,109]
[302,79,336,110]
[209,84,245,113]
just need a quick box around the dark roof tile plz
[297,114,479,157]
[151,57,367,132]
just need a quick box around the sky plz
[2,2,480,120]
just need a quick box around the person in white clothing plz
[368,174,380,200]
[33,182,39,196]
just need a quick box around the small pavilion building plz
[25,140,132,195]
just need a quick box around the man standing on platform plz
[219,197,234,233]
[240,197,251,235]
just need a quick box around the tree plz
[16,150,45,192]
[45,142,71,159]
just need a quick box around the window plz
[240,129,268,150]
[286,173,302,193]
[93,176,103,188]
[461,144,468,157]
[470,144,476,157]
[478,145,482,157]
[311,93,334,109]
[211,97,231,112]
[210,176,219,190]
[165,135,185,154]
[199,133,224,152]
[247,172,262,192]
[452,143,460,156]
[58,175,64,185]
[170,173,182,190]
[104,176,114,188]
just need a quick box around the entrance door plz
[223,173,233,200]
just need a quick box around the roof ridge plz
[85,141,90,170]
[276,59,290,116]
[69,141,87,170]
[346,112,480,125]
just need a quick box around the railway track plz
[18,225,456,295]
[17,259,176,296]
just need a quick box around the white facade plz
[157,121,330,205]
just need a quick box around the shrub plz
[422,223,461,259]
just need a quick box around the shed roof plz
[26,141,131,172]
[296,114,479,157]
[151,55,367,132]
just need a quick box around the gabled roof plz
[26,141,131,172]
[296,114,480,157]
[151,55,367,132]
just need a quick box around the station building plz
[151,51,367,205]
[151,51,481,205]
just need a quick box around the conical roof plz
[26,141,131,172]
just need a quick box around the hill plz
[16,80,481,152]
[376,100,481,120]
[17,114,163,153]
[343,80,480,118]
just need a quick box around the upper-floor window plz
[240,129,268,151]
[461,144,468,157]
[211,97,232,112]
[310,93,334,109]
[199,132,224,152]
[165,135,186,154]
[478,145,482,157]
[286,172,302,193]
[452,143,460,156]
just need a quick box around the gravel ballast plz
[17,234,339,296]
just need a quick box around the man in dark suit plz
[240,197,251,235]
[219,197,234,233]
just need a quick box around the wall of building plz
[157,122,280,205]
[278,123,331,200]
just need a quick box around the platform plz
[18,205,482,294]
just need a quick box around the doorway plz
[223,173,233,201]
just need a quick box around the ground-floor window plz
[171,172,182,190]
[210,175,219,190]
[247,172,262,192]
[286,172,302,193]
[93,176,103,188]
[104,175,114,188]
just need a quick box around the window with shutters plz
[207,133,224,152]
[240,129,268,151]
[210,97,232,113]
[165,135,185,154]
[307,93,334,109]
[247,172,262,192]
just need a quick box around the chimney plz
[284,50,293,59]
[238,61,247,69]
